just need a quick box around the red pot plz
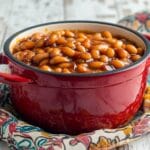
[1,21,150,135]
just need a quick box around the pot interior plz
[9,22,146,53]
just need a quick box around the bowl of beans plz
[1,21,150,135]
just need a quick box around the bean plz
[76,45,86,52]
[33,53,49,64]
[111,59,125,68]
[89,61,104,69]
[50,56,69,64]
[66,41,76,49]
[76,38,85,42]
[92,33,102,40]
[34,48,45,54]
[45,47,54,53]
[49,34,58,44]
[113,40,123,48]
[63,68,71,73]
[20,41,35,50]
[54,67,62,73]
[39,58,49,66]
[58,62,73,68]
[117,49,129,58]
[131,55,141,62]
[102,31,112,39]
[77,33,87,39]
[137,48,144,55]
[57,37,67,45]
[107,38,117,44]
[91,49,100,59]
[31,33,43,41]
[50,48,61,57]
[76,64,90,73]
[92,44,109,51]
[65,30,75,37]
[99,55,109,63]
[126,44,137,54]
[39,65,52,72]
[82,39,91,49]
[80,52,92,60]
[106,48,115,58]
[61,47,75,57]
[35,39,45,48]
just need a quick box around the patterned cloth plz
[0,83,150,150]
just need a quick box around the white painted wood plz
[0,0,150,149]
[5,0,64,39]
[64,0,118,22]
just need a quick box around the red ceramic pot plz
[1,21,150,135]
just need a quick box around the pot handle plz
[0,53,32,84]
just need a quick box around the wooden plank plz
[0,0,14,51]
[5,0,64,39]
[115,0,150,19]
[64,0,118,22]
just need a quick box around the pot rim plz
[3,20,150,77]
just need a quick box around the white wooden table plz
[0,0,150,149]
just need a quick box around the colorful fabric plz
[0,83,150,150]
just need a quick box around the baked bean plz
[49,34,58,44]
[34,48,45,54]
[50,56,69,65]
[92,44,109,51]
[106,48,115,58]
[31,33,43,41]
[113,40,123,48]
[63,68,71,73]
[33,53,49,64]
[126,44,137,54]
[61,47,75,57]
[14,50,35,62]
[76,45,86,52]
[89,61,104,69]
[39,65,52,71]
[58,62,73,68]
[76,38,85,42]
[102,31,112,39]
[35,39,45,48]
[131,55,141,62]
[111,59,125,68]
[45,47,55,53]
[99,55,109,63]
[54,67,62,73]
[13,29,145,73]
[39,58,49,66]
[137,48,144,55]
[76,64,90,73]
[82,39,91,49]
[117,49,129,58]
[57,37,67,45]
[77,33,87,39]
[50,48,61,57]
[20,41,35,50]
[65,30,75,37]
[93,33,102,40]
[80,52,92,60]
[66,41,76,49]
[91,49,100,59]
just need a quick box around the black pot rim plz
[3,20,150,77]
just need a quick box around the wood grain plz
[0,0,150,149]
